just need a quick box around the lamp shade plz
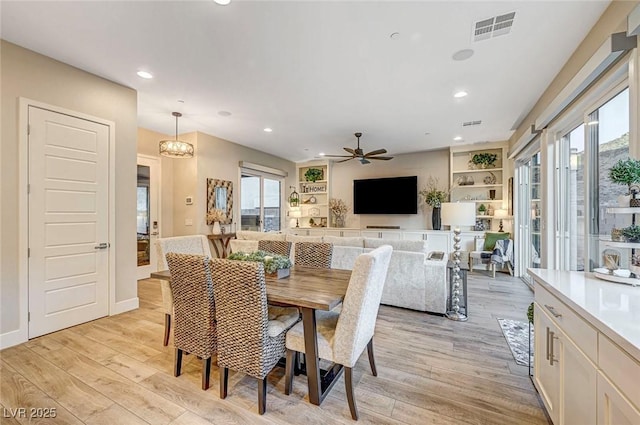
[290,208,302,218]
[494,209,508,219]
[441,202,476,226]
[159,112,194,158]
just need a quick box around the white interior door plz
[28,106,109,338]
[137,155,160,280]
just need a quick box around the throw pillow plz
[483,232,510,251]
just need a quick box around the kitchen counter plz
[528,268,640,361]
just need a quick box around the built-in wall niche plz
[206,178,233,224]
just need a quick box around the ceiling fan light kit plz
[159,112,194,158]
[324,132,394,165]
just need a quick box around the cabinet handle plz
[549,331,558,366]
[545,327,550,361]
[544,304,562,318]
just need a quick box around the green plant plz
[527,302,534,324]
[304,168,323,182]
[419,177,449,208]
[609,158,640,194]
[622,224,640,242]
[228,250,292,274]
[470,152,498,168]
[478,203,487,213]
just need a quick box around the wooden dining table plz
[151,265,351,406]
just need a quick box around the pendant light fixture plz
[159,112,194,158]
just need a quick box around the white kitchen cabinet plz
[597,372,640,425]
[562,331,597,425]
[534,304,561,425]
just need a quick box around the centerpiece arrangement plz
[329,198,349,227]
[206,208,226,234]
[419,177,449,230]
[228,250,292,279]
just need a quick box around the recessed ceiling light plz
[214,0,231,5]
[319,152,325,156]
[263,128,273,133]
[452,49,474,61]
[137,71,153,79]
[218,111,232,117]
[453,136,463,141]
[454,91,468,98]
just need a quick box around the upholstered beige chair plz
[210,259,299,415]
[294,242,333,268]
[165,253,217,390]
[258,240,292,257]
[156,235,213,346]
[284,245,393,420]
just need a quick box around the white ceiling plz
[1,1,609,162]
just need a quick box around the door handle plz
[150,232,159,236]
[94,243,110,250]
[549,330,558,366]
[545,327,550,361]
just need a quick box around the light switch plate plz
[185,196,193,205]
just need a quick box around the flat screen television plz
[353,176,418,214]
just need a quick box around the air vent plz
[473,11,515,42]
[463,120,482,127]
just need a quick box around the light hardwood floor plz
[0,271,549,424]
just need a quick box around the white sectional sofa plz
[231,230,448,314]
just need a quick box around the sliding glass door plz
[240,172,282,232]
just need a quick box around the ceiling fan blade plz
[365,148,387,156]
[343,147,356,155]
[323,154,354,158]
[359,158,370,165]
[369,156,394,160]
[337,157,355,163]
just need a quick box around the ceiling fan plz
[324,132,394,164]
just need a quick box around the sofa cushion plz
[330,246,365,270]
[322,236,364,247]
[483,232,511,251]
[363,238,427,253]
[236,230,286,241]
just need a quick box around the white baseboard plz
[0,328,28,350]
[111,297,139,315]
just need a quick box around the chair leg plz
[367,338,377,377]
[258,377,267,415]
[174,348,183,377]
[507,261,514,276]
[345,367,358,420]
[220,367,229,399]
[163,314,171,346]
[285,349,295,395]
[202,357,211,390]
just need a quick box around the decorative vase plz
[432,207,441,230]
[212,221,222,235]
[489,189,496,200]
[335,216,345,228]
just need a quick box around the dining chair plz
[294,242,333,268]
[258,240,292,257]
[210,259,300,415]
[284,245,393,420]
[165,253,217,390]
[156,235,213,346]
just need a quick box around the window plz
[240,171,283,232]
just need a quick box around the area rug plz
[497,318,533,366]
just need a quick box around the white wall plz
[329,148,450,229]
[1,41,138,338]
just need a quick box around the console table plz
[207,233,236,258]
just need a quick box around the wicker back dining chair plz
[165,253,217,391]
[210,258,299,415]
[294,242,333,268]
[257,240,292,257]
[284,245,392,420]
[156,235,213,346]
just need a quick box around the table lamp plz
[494,209,508,232]
[441,202,476,321]
[290,208,302,228]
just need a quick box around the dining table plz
[151,265,351,406]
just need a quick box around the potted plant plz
[419,177,449,230]
[470,152,498,169]
[609,158,640,206]
[304,168,323,182]
[478,204,487,215]
[622,224,640,243]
